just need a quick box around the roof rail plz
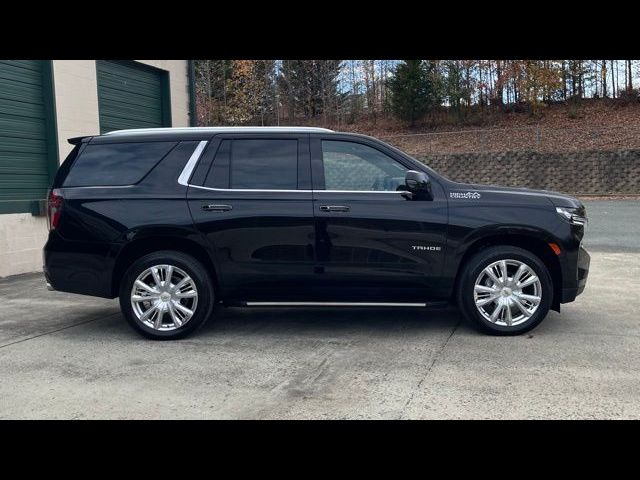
[103,126,334,136]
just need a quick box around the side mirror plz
[404,170,433,200]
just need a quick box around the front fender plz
[441,220,563,296]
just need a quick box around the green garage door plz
[0,60,57,214]
[96,60,171,134]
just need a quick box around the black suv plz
[44,127,590,339]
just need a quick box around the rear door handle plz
[202,204,232,212]
[319,205,350,213]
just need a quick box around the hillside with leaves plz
[194,60,640,154]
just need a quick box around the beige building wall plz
[53,60,101,161]
[0,60,191,278]
[0,213,49,277]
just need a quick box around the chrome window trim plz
[188,184,311,193]
[64,184,136,189]
[177,140,208,186]
[178,140,410,194]
[318,190,409,194]
[187,184,409,194]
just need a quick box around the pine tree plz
[388,60,432,126]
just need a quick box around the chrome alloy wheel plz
[473,259,542,327]
[130,264,198,331]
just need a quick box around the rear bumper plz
[561,244,590,303]
[43,232,116,298]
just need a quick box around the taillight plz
[47,189,63,231]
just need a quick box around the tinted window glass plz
[53,144,81,187]
[230,139,298,190]
[322,140,408,191]
[204,140,231,189]
[63,142,176,187]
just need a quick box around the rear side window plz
[63,142,177,187]
[205,139,298,190]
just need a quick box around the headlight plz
[556,206,587,226]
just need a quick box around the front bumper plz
[561,244,590,303]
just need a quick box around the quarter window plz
[321,140,408,191]
[63,141,176,187]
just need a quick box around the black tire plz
[456,246,553,336]
[119,250,215,340]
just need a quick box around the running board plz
[226,301,449,308]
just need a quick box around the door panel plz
[311,136,449,302]
[313,191,448,301]
[188,188,315,300]
[187,134,315,300]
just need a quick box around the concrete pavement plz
[0,200,638,419]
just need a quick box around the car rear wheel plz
[457,246,553,335]
[119,251,215,340]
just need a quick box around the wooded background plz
[194,60,640,129]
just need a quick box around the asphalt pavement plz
[581,200,640,253]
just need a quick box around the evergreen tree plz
[388,60,432,126]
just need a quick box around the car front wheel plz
[457,246,553,335]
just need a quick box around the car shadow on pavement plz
[75,304,467,341]
[69,303,577,343]
[192,305,465,337]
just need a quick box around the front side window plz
[321,140,408,191]
[205,139,298,190]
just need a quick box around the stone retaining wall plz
[416,150,640,195]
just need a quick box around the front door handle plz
[319,205,350,213]
[202,204,233,212]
